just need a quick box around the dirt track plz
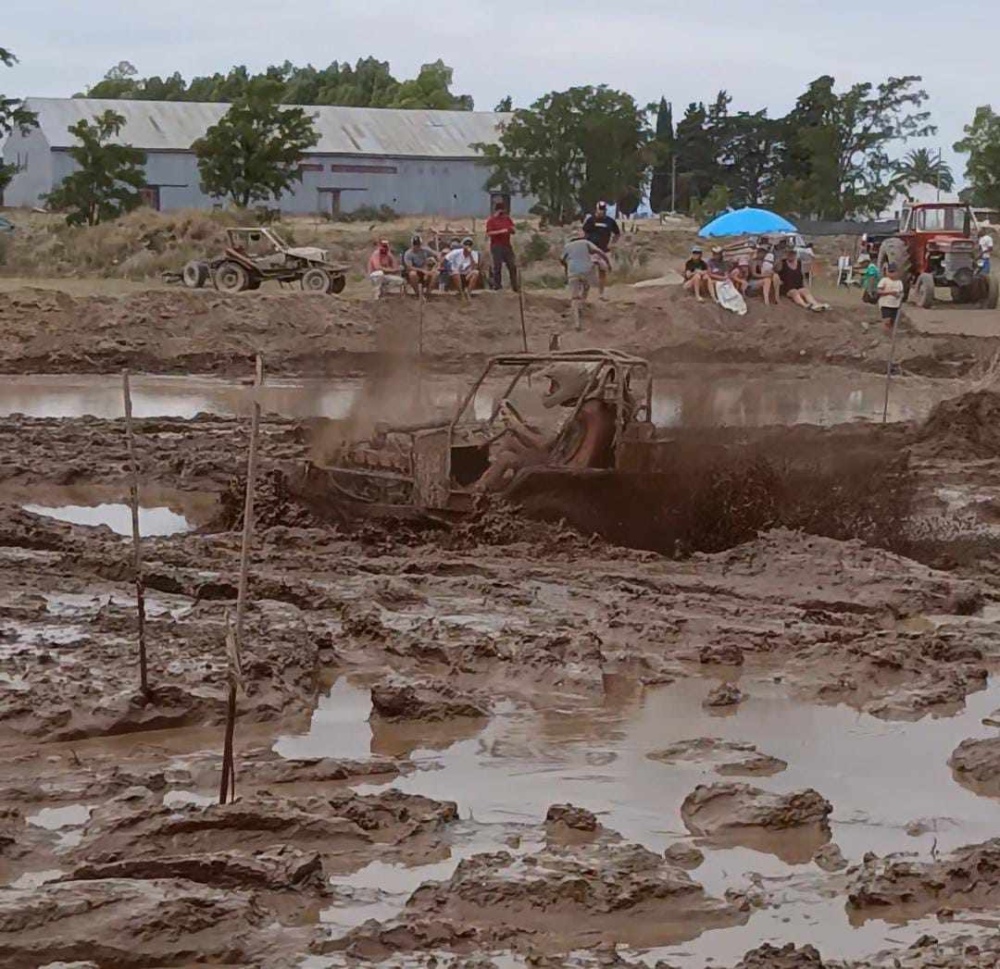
[0,284,996,377]
[3,280,1000,968]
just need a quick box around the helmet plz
[540,364,594,409]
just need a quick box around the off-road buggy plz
[181,227,348,295]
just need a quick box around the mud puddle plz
[0,366,965,427]
[22,502,192,536]
[278,672,1000,962]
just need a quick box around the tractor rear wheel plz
[301,267,333,293]
[215,261,251,293]
[182,260,209,289]
[914,273,935,309]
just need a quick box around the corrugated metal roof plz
[24,98,509,158]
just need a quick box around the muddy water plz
[277,672,1000,963]
[23,502,192,537]
[0,366,964,427]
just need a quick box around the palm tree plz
[892,148,955,193]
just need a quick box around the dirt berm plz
[0,285,990,376]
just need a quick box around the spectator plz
[444,237,483,294]
[979,229,995,275]
[777,250,829,311]
[731,255,751,294]
[747,245,778,305]
[486,202,518,291]
[706,246,729,299]
[859,253,881,303]
[682,246,710,301]
[403,234,438,296]
[366,239,402,300]
[876,262,905,330]
[799,240,816,285]
[561,228,610,330]
[438,236,461,291]
[582,201,621,299]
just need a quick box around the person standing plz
[979,229,995,276]
[486,202,518,291]
[561,228,610,330]
[876,262,905,330]
[582,201,621,299]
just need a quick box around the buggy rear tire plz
[301,267,333,293]
[330,273,346,295]
[914,272,935,309]
[182,260,209,289]
[215,261,251,293]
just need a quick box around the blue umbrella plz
[699,207,797,238]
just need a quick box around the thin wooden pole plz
[517,281,529,354]
[235,355,264,649]
[122,371,149,697]
[418,291,425,357]
[219,612,239,805]
[882,311,901,424]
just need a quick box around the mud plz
[0,285,995,377]
[6,296,1000,967]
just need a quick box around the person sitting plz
[437,237,461,291]
[777,250,829,312]
[367,239,402,300]
[474,363,616,493]
[682,246,710,301]
[444,237,483,294]
[730,255,751,294]
[746,245,778,305]
[705,246,730,299]
[403,234,438,296]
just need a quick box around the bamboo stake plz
[418,290,425,357]
[122,371,149,696]
[881,311,901,424]
[219,612,240,805]
[235,355,264,649]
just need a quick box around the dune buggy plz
[285,349,654,522]
[878,203,998,309]
[181,227,348,295]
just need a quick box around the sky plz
[4,0,997,180]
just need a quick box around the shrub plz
[522,232,550,266]
[330,204,399,224]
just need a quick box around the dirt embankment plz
[0,284,993,377]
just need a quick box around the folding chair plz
[836,256,853,287]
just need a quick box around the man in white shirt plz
[979,231,995,275]
[444,237,482,294]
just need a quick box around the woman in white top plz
[876,262,905,329]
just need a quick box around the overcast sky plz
[5,0,995,178]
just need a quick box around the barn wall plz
[1,126,54,207]
[16,149,529,217]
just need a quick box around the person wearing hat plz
[403,234,438,296]
[367,239,401,300]
[486,200,519,291]
[705,246,730,299]
[876,262,905,330]
[748,244,778,305]
[443,236,483,294]
[682,246,709,301]
[561,226,611,330]
[582,201,621,299]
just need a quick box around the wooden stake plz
[235,355,264,649]
[122,371,149,697]
[219,612,241,805]
[221,354,263,805]
[418,291,425,357]
[882,311,901,424]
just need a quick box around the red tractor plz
[878,202,998,309]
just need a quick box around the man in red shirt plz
[485,201,518,292]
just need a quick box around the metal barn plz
[1,98,526,217]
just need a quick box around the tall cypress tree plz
[649,98,675,213]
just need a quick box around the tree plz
[716,110,782,207]
[45,110,147,225]
[0,47,39,194]
[891,147,954,194]
[477,85,649,224]
[674,102,716,210]
[193,79,319,208]
[648,98,674,213]
[775,75,935,218]
[955,106,1000,210]
[77,57,474,110]
[494,95,513,113]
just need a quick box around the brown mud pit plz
[0,285,995,377]
[5,366,1000,964]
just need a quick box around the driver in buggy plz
[473,363,622,493]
